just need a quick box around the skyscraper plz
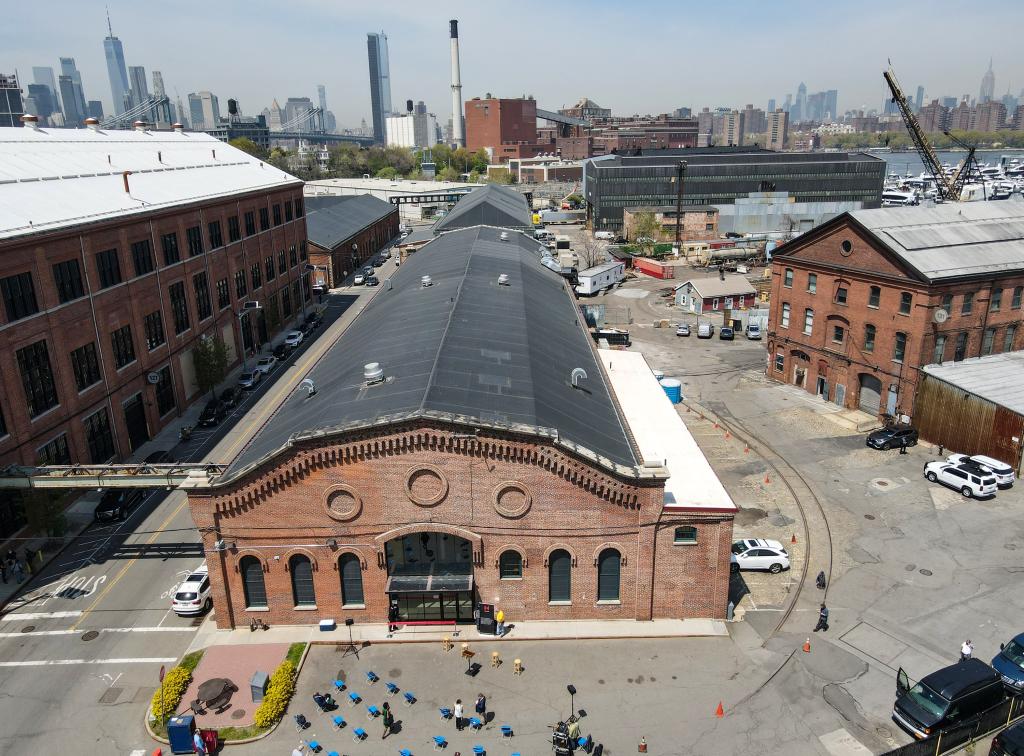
[128,66,149,110]
[284,97,315,131]
[824,89,838,121]
[980,60,995,104]
[58,75,84,126]
[793,82,807,123]
[188,91,220,130]
[103,11,131,115]
[59,57,88,120]
[767,98,776,113]
[367,31,392,144]
[913,85,924,112]
[317,84,327,115]
[25,84,57,124]
[32,66,61,117]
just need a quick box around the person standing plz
[496,609,505,637]
[381,701,394,739]
[475,692,487,723]
[192,729,207,755]
[899,436,908,455]
[960,640,974,661]
[814,603,829,632]
[454,699,464,731]
[12,559,24,584]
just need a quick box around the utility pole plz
[674,161,687,246]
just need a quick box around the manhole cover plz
[919,568,933,576]
[1005,543,1018,551]
[905,564,916,571]
[864,514,876,520]
[20,625,35,633]
[231,708,246,720]
[81,630,100,641]
[876,480,890,487]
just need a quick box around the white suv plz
[730,539,790,574]
[946,453,1015,488]
[171,564,212,616]
[924,461,997,498]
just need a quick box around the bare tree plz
[576,237,606,269]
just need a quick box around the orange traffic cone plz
[715,701,724,718]
[713,421,719,429]
[724,430,731,439]
[764,472,771,484]
[744,444,749,453]
[638,736,648,752]
[791,533,797,544]
[803,637,811,653]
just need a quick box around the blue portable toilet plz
[660,378,682,404]
[167,714,196,754]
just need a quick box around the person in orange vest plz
[496,609,505,637]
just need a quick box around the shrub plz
[151,665,193,721]
[253,659,297,729]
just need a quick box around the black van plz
[893,659,1005,739]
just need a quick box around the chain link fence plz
[882,695,1023,756]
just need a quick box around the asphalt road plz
[0,251,400,755]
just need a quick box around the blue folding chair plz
[348,691,362,706]
[403,691,416,706]
[432,735,448,750]
[367,704,380,719]
[385,681,399,695]
[333,679,346,692]
[352,726,367,742]
[500,724,513,738]
[469,716,482,730]
[399,750,412,756]
[439,707,452,720]
[472,747,485,756]
[366,671,380,684]
[328,752,340,756]
[332,715,346,730]
[308,740,321,753]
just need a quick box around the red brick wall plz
[0,186,308,466]
[465,98,538,155]
[189,424,732,629]
[306,207,400,287]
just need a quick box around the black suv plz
[198,398,228,427]
[219,387,241,408]
[273,343,290,360]
[94,488,146,522]
[866,425,919,450]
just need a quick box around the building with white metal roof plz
[922,352,1024,415]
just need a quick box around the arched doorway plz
[858,373,882,415]
[791,350,810,388]
[384,532,475,623]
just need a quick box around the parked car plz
[238,371,262,390]
[171,564,212,616]
[697,322,714,339]
[947,454,1015,488]
[595,231,615,241]
[675,324,691,337]
[284,330,304,348]
[893,659,1004,740]
[198,398,228,427]
[923,460,997,498]
[381,250,391,259]
[94,488,146,522]
[730,539,790,574]
[991,632,1024,693]
[372,257,384,268]
[365,275,379,286]
[219,387,240,408]
[866,425,919,450]
[306,312,323,329]
[353,274,365,285]
[746,323,762,340]
[273,343,290,360]
[990,720,1024,756]
[719,326,735,341]
[255,355,277,375]
[362,265,374,275]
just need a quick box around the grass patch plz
[285,642,306,667]
[179,649,204,674]
[216,723,270,741]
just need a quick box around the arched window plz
[499,550,522,579]
[240,556,267,609]
[597,548,621,602]
[548,549,571,603]
[289,554,316,607]
[339,553,364,606]
[674,527,697,544]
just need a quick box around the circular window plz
[324,485,362,521]
[493,482,532,518]
[406,465,449,506]
[840,239,853,256]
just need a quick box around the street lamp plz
[237,301,261,370]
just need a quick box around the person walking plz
[899,436,908,455]
[475,692,487,723]
[12,559,24,584]
[813,603,829,632]
[381,701,394,739]
[960,640,974,661]
[454,699,464,731]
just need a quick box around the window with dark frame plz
[278,250,286,275]
[1004,325,1018,352]
[774,353,784,372]
[95,249,122,289]
[186,226,203,257]
[548,549,571,602]
[0,405,6,436]
[161,232,181,265]
[155,365,175,416]
[284,200,293,222]
[864,324,876,352]
[244,211,256,236]
[130,239,154,277]
[289,554,316,607]
[292,280,300,309]
[289,245,297,267]
[110,324,136,368]
[954,331,968,361]
[144,310,165,350]
[207,220,223,249]
[339,553,364,605]
[674,526,697,543]
[259,207,270,231]
[933,334,946,364]
[216,278,230,309]
[783,268,793,287]
[807,273,817,293]
[169,281,190,334]
[1013,286,1023,310]
[499,551,523,579]
[300,240,307,261]
[84,408,115,463]
[780,302,790,328]
[893,331,907,362]
[982,327,996,356]
[961,292,974,315]
[831,324,844,344]
[70,342,101,391]
[234,269,247,298]
[37,434,71,465]
[240,556,267,608]
[250,263,261,291]
[193,272,212,321]
[281,286,291,316]
[990,287,1003,312]
[265,256,275,282]
[834,286,848,305]
[898,292,912,315]
[1,272,39,322]
[228,215,241,243]
[597,548,621,602]
[52,259,85,303]
[868,286,881,308]
[17,340,58,417]
[295,197,304,217]
[941,293,953,314]
[273,204,282,226]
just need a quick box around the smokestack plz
[449,19,464,148]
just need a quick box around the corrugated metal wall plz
[914,376,1024,473]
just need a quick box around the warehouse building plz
[914,353,1024,474]
[584,148,885,233]
[304,195,399,289]
[432,182,533,233]
[0,119,308,538]
[187,226,735,629]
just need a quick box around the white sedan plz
[946,453,1015,488]
[254,355,277,375]
[730,539,790,574]
[284,330,304,348]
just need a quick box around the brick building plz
[623,206,719,242]
[304,195,399,289]
[766,203,1024,418]
[0,120,309,537]
[464,96,538,161]
[187,226,735,629]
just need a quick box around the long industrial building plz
[584,148,886,233]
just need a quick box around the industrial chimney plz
[449,19,464,148]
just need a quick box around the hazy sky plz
[4,0,1023,127]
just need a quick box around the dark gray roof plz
[224,226,638,481]
[591,148,883,168]
[304,194,396,250]
[432,183,532,233]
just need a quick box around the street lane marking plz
[0,626,196,637]
[0,657,177,667]
[0,610,83,621]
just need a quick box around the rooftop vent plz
[499,231,509,241]
[84,117,100,132]
[20,114,39,130]
[421,275,433,288]
[570,367,588,388]
[172,122,184,133]
[133,120,148,132]
[364,362,385,385]
[498,274,510,286]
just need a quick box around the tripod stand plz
[341,619,360,659]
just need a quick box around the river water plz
[873,148,1024,177]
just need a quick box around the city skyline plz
[3,0,1024,129]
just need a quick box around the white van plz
[697,322,714,339]
[594,231,615,241]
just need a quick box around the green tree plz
[193,334,229,399]
[376,166,399,180]
[471,149,490,173]
[468,169,480,184]
[228,137,268,160]
[267,147,291,173]
[24,488,68,538]
[438,165,460,182]
[632,212,661,253]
